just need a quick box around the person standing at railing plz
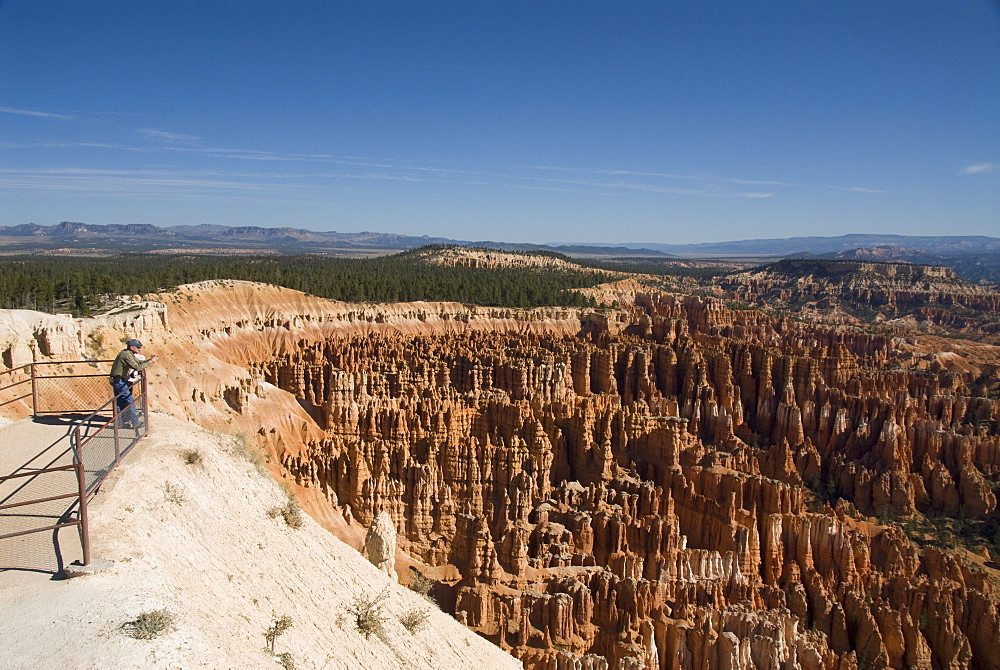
[109,339,157,428]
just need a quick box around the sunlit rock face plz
[364,509,398,579]
[257,292,999,670]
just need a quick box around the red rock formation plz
[719,259,1000,343]
[254,292,999,670]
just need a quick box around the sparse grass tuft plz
[125,609,175,639]
[231,432,268,475]
[162,482,186,504]
[182,449,203,466]
[348,589,389,639]
[399,606,430,633]
[268,498,304,529]
[281,499,304,529]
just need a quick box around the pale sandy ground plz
[0,413,522,670]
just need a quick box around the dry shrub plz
[399,606,429,633]
[162,482,186,504]
[126,609,175,639]
[281,500,304,529]
[231,432,268,475]
[268,499,303,529]
[265,614,294,654]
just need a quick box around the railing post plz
[74,427,90,566]
[114,416,121,464]
[29,363,38,416]
[142,374,150,436]
[112,386,120,461]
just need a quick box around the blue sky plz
[1,1,997,245]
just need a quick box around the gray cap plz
[126,339,143,348]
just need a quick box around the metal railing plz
[0,360,114,414]
[0,361,149,567]
[0,363,33,411]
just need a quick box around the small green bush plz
[349,590,388,639]
[182,449,203,466]
[408,570,436,604]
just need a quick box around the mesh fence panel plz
[0,359,146,571]
[0,468,79,545]
[0,468,77,508]
[33,361,109,377]
[78,431,118,494]
[0,368,32,410]
[75,398,145,493]
[118,413,144,459]
[0,523,81,571]
[34,375,112,414]
[0,467,77,508]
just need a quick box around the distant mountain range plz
[0,221,460,249]
[0,221,670,257]
[2,222,998,283]
[605,234,1000,257]
[1,223,998,263]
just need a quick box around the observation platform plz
[1,360,150,579]
[0,416,89,575]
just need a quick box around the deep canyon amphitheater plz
[2,249,999,670]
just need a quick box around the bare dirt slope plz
[0,412,522,670]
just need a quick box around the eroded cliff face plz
[2,280,998,670]
[240,290,999,670]
[720,260,1000,342]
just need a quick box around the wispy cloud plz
[960,162,998,175]
[0,167,292,201]
[730,178,796,187]
[596,169,702,180]
[827,185,887,194]
[0,106,75,120]
[0,141,118,149]
[139,128,203,144]
[511,173,773,199]
[3,137,794,203]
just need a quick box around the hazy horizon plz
[2,1,998,245]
